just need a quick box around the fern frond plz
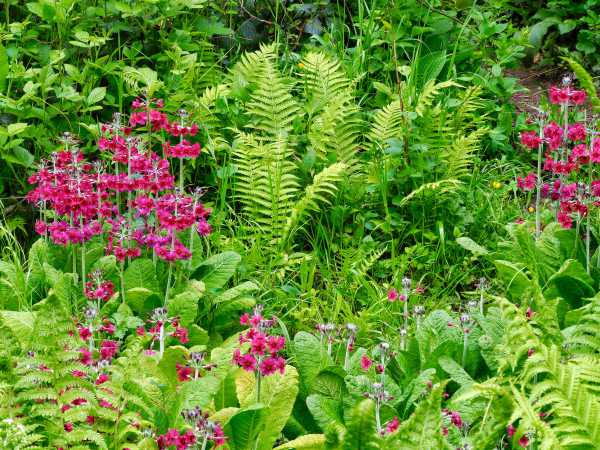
[122,67,163,97]
[281,162,348,246]
[349,246,386,280]
[245,59,300,138]
[389,384,450,449]
[230,43,278,88]
[368,101,405,152]
[443,127,487,180]
[307,96,361,162]
[397,179,463,207]
[415,80,459,117]
[299,52,350,102]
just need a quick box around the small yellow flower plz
[298,62,305,69]
[528,206,535,213]
[492,181,502,189]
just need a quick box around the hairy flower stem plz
[115,163,120,214]
[88,324,94,354]
[188,196,199,270]
[119,260,125,302]
[462,331,468,368]
[479,290,484,315]
[179,157,184,191]
[164,264,172,305]
[535,121,545,240]
[343,344,350,371]
[201,436,208,450]
[375,398,382,435]
[256,369,262,403]
[402,300,408,350]
[159,323,165,359]
[81,242,86,294]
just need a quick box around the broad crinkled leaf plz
[543,259,595,306]
[274,434,326,449]
[293,331,332,398]
[0,310,35,348]
[343,399,380,450]
[124,258,159,293]
[306,394,343,431]
[224,404,268,450]
[235,366,300,450]
[193,251,241,290]
[167,290,199,326]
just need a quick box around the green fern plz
[389,384,451,449]
[282,162,348,246]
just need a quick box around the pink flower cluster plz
[84,270,115,302]
[548,85,586,105]
[232,306,286,377]
[156,429,197,450]
[138,307,189,357]
[517,83,600,229]
[180,407,226,447]
[27,100,212,264]
[175,352,216,382]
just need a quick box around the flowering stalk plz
[401,277,411,350]
[315,323,337,357]
[233,306,286,405]
[476,277,488,314]
[164,262,172,305]
[343,323,357,371]
[414,305,424,331]
[460,313,471,368]
[119,260,125,302]
[535,118,545,239]
[362,348,395,436]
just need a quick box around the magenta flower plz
[99,340,119,361]
[361,354,373,371]
[520,131,542,149]
[385,416,400,434]
[518,435,530,447]
[387,288,398,302]
[517,173,537,192]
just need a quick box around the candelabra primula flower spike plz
[26,98,213,300]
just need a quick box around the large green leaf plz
[125,288,162,317]
[438,356,474,387]
[167,290,199,326]
[213,280,258,304]
[343,399,379,450]
[225,404,268,450]
[543,259,595,307]
[124,258,159,293]
[274,434,326,450]
[306,394,343,431]
[0,310,35,348]
[390,384,450,449]
[193,251,241,290]
[293,332,332,398]
[493,260,532,300]
[236,366,300,450]
[456,236,488,256]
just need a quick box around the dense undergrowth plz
[1,1,600,449]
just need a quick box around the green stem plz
[119,260,125,302]
[81,242,86,294]
[462,331,468,368]
[256,368,262,403]
[164,263,172,305]
[535,121,544,240]
[179,157,184,191]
